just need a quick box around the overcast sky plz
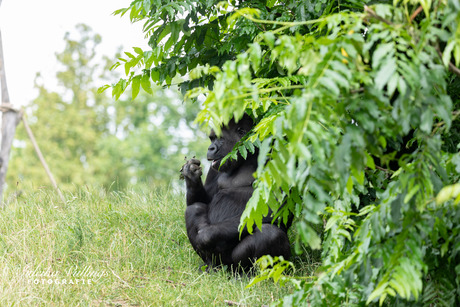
[0,0,148,106]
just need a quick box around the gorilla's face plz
[206,116,253,173]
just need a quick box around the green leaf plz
[436,183,460,205]
[372,43,394,68]
[352,168,364,186]
[249,43,262,72]
[141,73,153,94]
[142,0,151,13]
[228,7,261,24]
[387,73,399,97]
[420,108,433,133]
[124,61,132,76]
[150,69,160,82]
[321,77,340,96]
[433,95,452,130]
[97,84,110,94]
[346,176,353,194]
[124,51,136,59]
[442,41,455,68]
[262,31,276,49]
[298,221,321,250]
[239,144,248,160]
[404,185,420,204]
[326,69,349,89]
[325,215,340,231]
[133,47,144,55]
[365,153,375,170]
[164,21,181,52]
[144,51,155,69]
[132,75,141,100]
[374,58,396,90]
[367,279,389,304]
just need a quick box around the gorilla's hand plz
[180,158,203,184]
[196,226,215,250]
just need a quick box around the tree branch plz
[436,45,460,77]
[364,6,394,26]
[410,6,423,22]
[22,115,66,204]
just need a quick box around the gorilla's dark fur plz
[181,115,291,271]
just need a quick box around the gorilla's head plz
[206,115,254,173]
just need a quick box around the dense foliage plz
[110,0,460,305]
[9,25,205,192]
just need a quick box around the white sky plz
[0,0,148,106]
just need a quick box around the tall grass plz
[0,186,299,306]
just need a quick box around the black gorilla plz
[180,115,291,271]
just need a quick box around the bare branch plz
[410,6,423,22]
[364,6,394,26]
[436,45,460,77]
[22,115,66,204]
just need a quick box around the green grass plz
[0,186,306,306]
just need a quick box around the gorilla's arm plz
[182,158,212,206]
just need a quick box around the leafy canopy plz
[108,0,460,305]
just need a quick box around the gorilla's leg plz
[231,224,291,270]
[185,203,212,265]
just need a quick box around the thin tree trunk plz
[0,26,21,206]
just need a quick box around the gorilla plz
[180,115,291,272]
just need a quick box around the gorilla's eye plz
[236,127,246,137]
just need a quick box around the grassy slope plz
[0,187,297,306]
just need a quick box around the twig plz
[164,279,186,287]
[22,114,66,204]
[170,238,181,246]
[410,6,423,22]
[375,165,393,173]
[350,87,365,94]
[447,60,460,76]
[432,110,460,135]
[109,268,132,288]
[364,6,394,26]
[436,45,460,77]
